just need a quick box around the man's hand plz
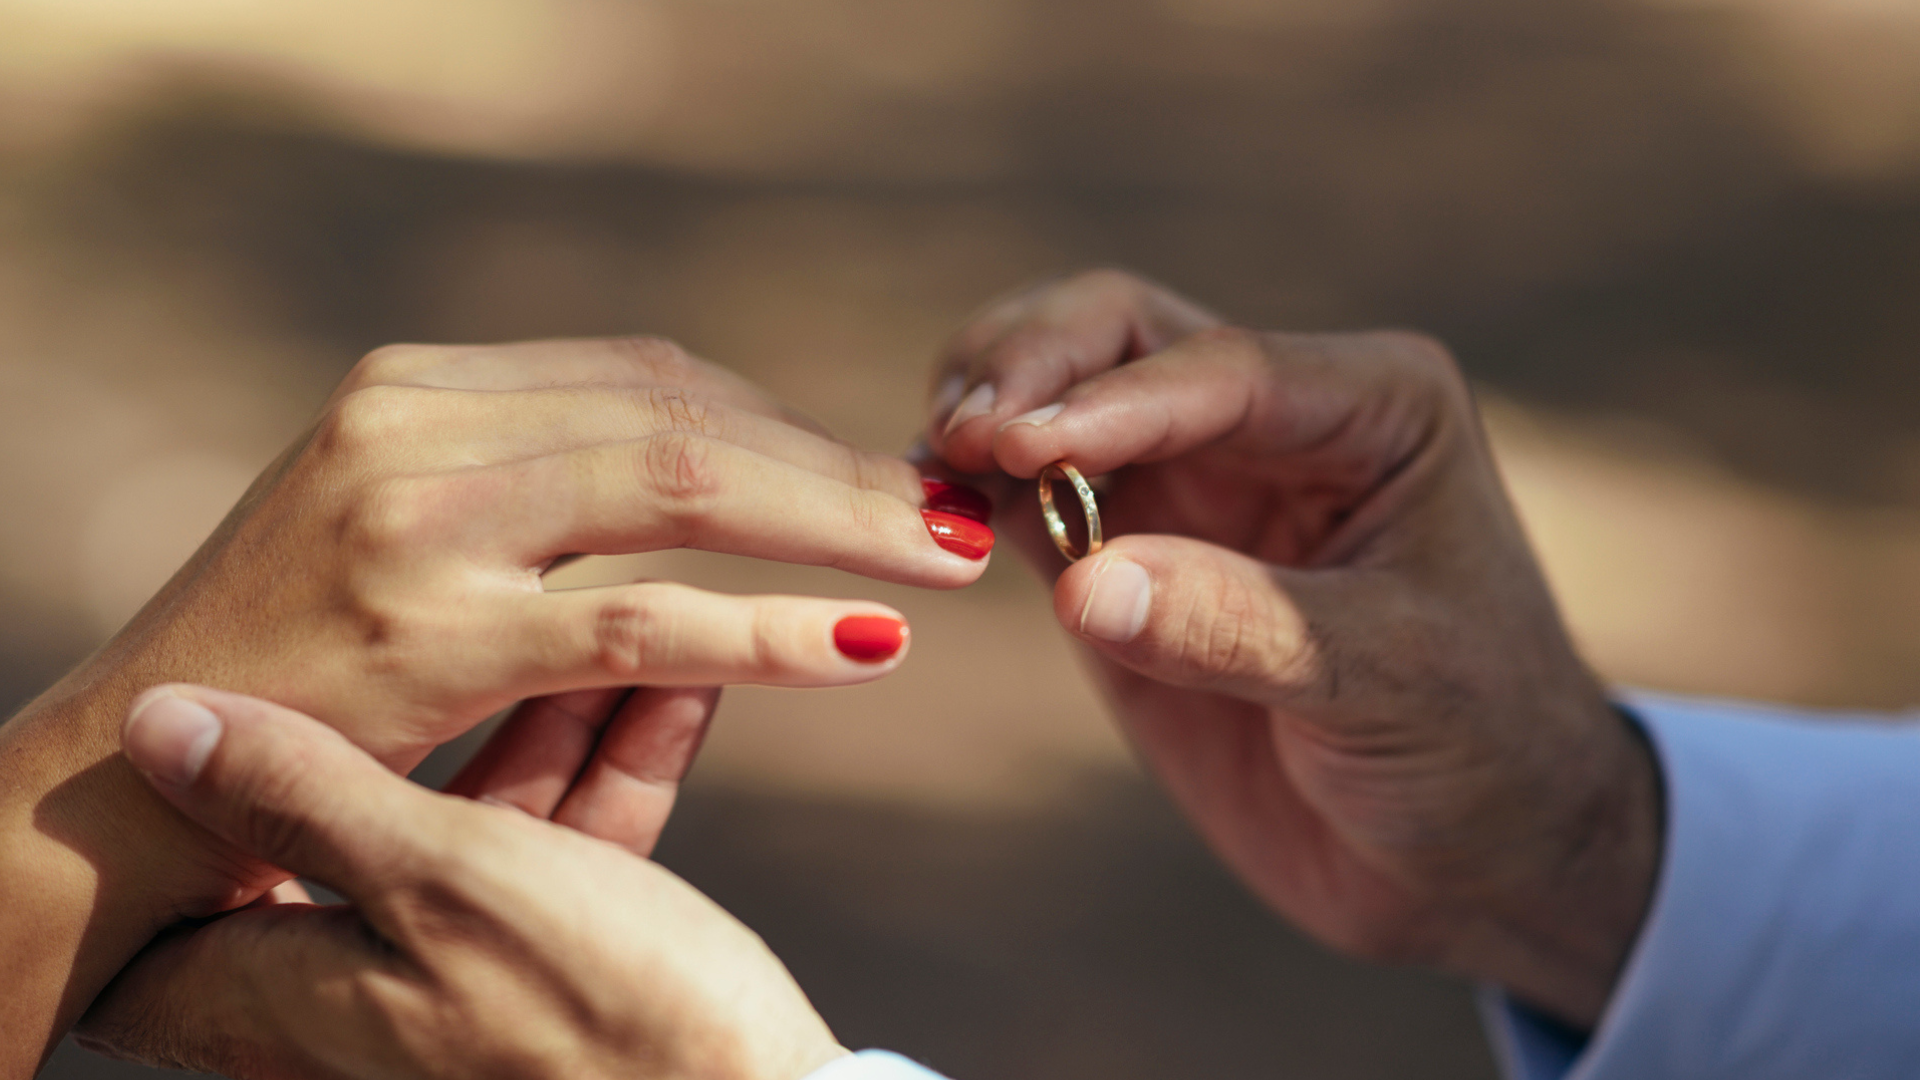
[929,271,1662,1027]
[77,682,845,1080]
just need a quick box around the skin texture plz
[0,336,988,1076]
[77,684,847,1080]
[928,270,1663,1028]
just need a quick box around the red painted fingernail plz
[922,478,993,523]
[835,615,908,662]
[922,510,995,560]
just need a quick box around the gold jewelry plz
[1038,461,1103,562]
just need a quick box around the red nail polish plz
[922,478,993,523]
[922,510,995,560]
[835,615,908,662]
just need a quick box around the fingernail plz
[922,509,995,560]
[922,478,993,523]
[942,383,996,437]
[834,615,908,662]
[930,374,966,430]
[1001,402,1065,430]
[1079,557,1152,643]
[124,690,223,787]
[903,438,935,466]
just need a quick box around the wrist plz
[11,671,273,914]
[1453,697,1664,1029]
[0,677,251,1074]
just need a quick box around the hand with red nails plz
[77,684,845,1080]
[929,270,1660,1029]
[0,336,988,1072]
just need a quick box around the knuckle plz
[745,604,796,679]
[840,488,890,548]
[640,432,724,511]
[340,966,405,1018]
[1373,330,1468,393]
[980,324,1052,372]
[1178,599,1259,681]
[612,335,695,383]
[1186,324,1265,357]
[1171,569,1305,686]
[590,592,666,679]
[324,958,424,1032]
[1375,328,1454,366]
[335,479,471,652]
[409,818,521,918]
[1071,266,1149,302]
[642,386,717,436]
[379,820,510,935]
[314,384,427,459]
[340,475,441,556]
[227,761,318,866]
[848,447,920,501]
[349,343,439,387]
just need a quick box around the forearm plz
[0,680,232,1076]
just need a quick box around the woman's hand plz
[1,335,993,1073]
[77,683,844,1080]
[927,271,1659,1028]
[108,336,991,777]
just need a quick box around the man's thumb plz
[1055,535,1361,705]
[123,685,426,898]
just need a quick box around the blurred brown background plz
[6,0,1919,1076]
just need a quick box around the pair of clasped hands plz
[9,272,1662,1080]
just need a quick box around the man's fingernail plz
[922,478,993,523]
[1001,402,1065,430]
[903,438,935,466]
[834,615,909,662]
[922,509,995,560]
[1079,557,1152,643]
[124,691,223,787]
[942,383,996,437]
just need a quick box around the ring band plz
[1038,461,1103,562]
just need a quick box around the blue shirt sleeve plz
[1483,693,1920,1080]
[802,1050,951,1080]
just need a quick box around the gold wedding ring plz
[1038,461,1103,562]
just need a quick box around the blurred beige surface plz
[5,0,1920,1076]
